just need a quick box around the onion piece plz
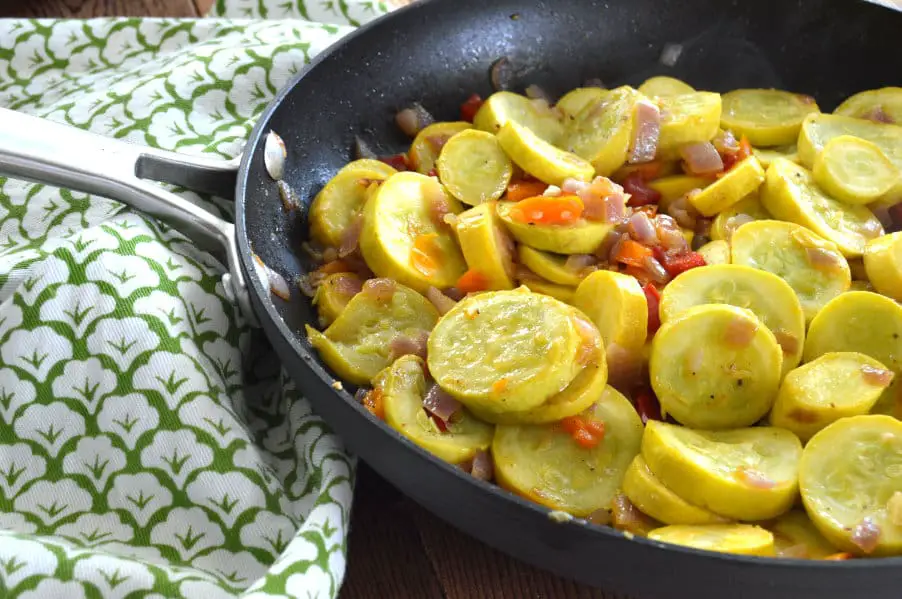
[659,43,684,67]
[605,343,644,393]
[362,278,397,302]
[668,193,700,229]
[338,215,364,258]
[423,383,461,422]
[395,103,435,138]
[354,136,378,160]
[251,253,290,300]
[724,316,758,347]
[611,494,657,536]
[525,84,552,102]
[851,517,881,554]
[734,466,776,489]
[713,129,740,155]
[628,211,658,245]
[297,274,316,297]
[655,214,688,251]
[277,180,301,211]
[888,491,902,527]
[264,130,287,181]
[390,330,429,361]
[562,178,591,195]
[725,213,755,239]
[595,229,623,264]
[773,330,800,356]
[863,105,894,124]
[426,286,457,315]
[470,450,494,481]
[490,57,513,92]
[643,255,670,285]
[564,254,597,273]
[606,233,631,265]
[778,544,811,559]
[334,273,364,298]
[805,247,845,272]
[628,100,662,164]
[862,364,895,387]
[680,142,724,175]
[543,185,563,197]
[584,193,626,223]
[573,316,602,365]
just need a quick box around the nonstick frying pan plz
[2,1,902,596]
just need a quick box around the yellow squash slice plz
[409,121,472,174]
[473,90,565,144]
[306,280,439,385]
[688,156,766,217]
[800,415,902,556]
[454,202,516,290]
[696,240,731,266]
[649,175,711,213]
[517,246,592,286]
[492,387,642,517]
[565,86,641,176]
[659,264,805,375]
[835,87,902,124]
[496,201,614,254]
[642,421,803,521]
[573,270,648,352]
[710,194,771,242]
[309,159,397,247]
[638,76,695,97]
[623,455,728,526]
[649,524,776,557]
[768,510,839,560]
[437,129,513,205]
[557,87,609,120]
[469,354,609,425]
[650,304,783,429]
[812,135,898,205]
[656,92,723,156]
[312,272,362,327]
[803,290,902,377]
[360,172,466,293]
[731,220,851,322]
[721,89,820,147]
[379,356,494,464]
[519,278,576,303]
[753,145,800,168]
[865,232,902,301]
[770,352,892,441]
[497,120,594,186]
[427,289,587,413]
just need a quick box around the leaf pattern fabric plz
[0,2,393,597]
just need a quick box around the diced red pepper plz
[505,180,549,203]
[427,167,438,178]
[573,428,600,449]
[622,172,662,207]
[430,413,449,432]
[614,239,654,269]
[655,249,707,278]
[634,387,662,425]
[456,269,490,294]
[379,153,410,171]
[643,282,661,336]
[363,388,385,419]
[720,134,752,172]
[559,415,605,449]
[460,94,485,123]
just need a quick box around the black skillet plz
[1,0,902,596]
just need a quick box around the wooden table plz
[0,1,614,597]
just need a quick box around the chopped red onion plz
[863,105,895,124]
[851,518,881,554]
[805,247,845,272]
[583,193,626,223]
[573,316,601,365]
[264,130,287,181]
[595,229,623,263]
[395,103,435,137]
[725,213,755,239]
[668,193,699,229]
[562,178,591,195]
[426,286,457,315]
[862,365,895,387]
[338,215,364,258]
[680,142,724,175]
[423,383,462,422]
[656,215,688,251]
[428,194,453,228]
[389,330,429,361]
[444,287,465,301]
[470,450,494,481]
[611,494,655,535]
[332,273,363,298]
[490,57,513,92]
[277,180,301,211]
[628,211,658,245]
[426,134,452,153]
[564,254,597,273]
[253,253,291,300]
[362,278,397,301]
[629,100,662,164]
[605,343,644,392]
[644,255,670,284]
[713,129,740,155]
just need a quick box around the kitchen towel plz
[0,1,400,597]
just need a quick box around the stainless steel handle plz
[0,107,257,324]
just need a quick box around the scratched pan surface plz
[234,1,902,597]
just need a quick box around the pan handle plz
[0,106,258,325]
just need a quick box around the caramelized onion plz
[605,343,644,392]
[297,274,316,298]
[338,215,364,258]
[629,100,662,164]
[611,494,657,536]
[644,255,670,285]
[423,383,462,422]
[851,517,881,554]
[806,247,845,272]
[333,273,364,298]
[584,193,626,223]
[395,103,435,137]
[595,229,623,264]
[426,286,458,315]
[713,129,741,155]
[680,142,724,175]
[564,254,597,273]
[656,215,688,251]
[470,450,494,481]
[724,317,758,347]
[390,330,429,361]
[628,211,658,245]
[362,278,397,301]
[668,193,700,229]
[490,57,513,92]
[573,316,602,365]
[862,364,895,387]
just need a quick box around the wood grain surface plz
[0,1,616,597]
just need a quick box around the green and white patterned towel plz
[0,1,395,597]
